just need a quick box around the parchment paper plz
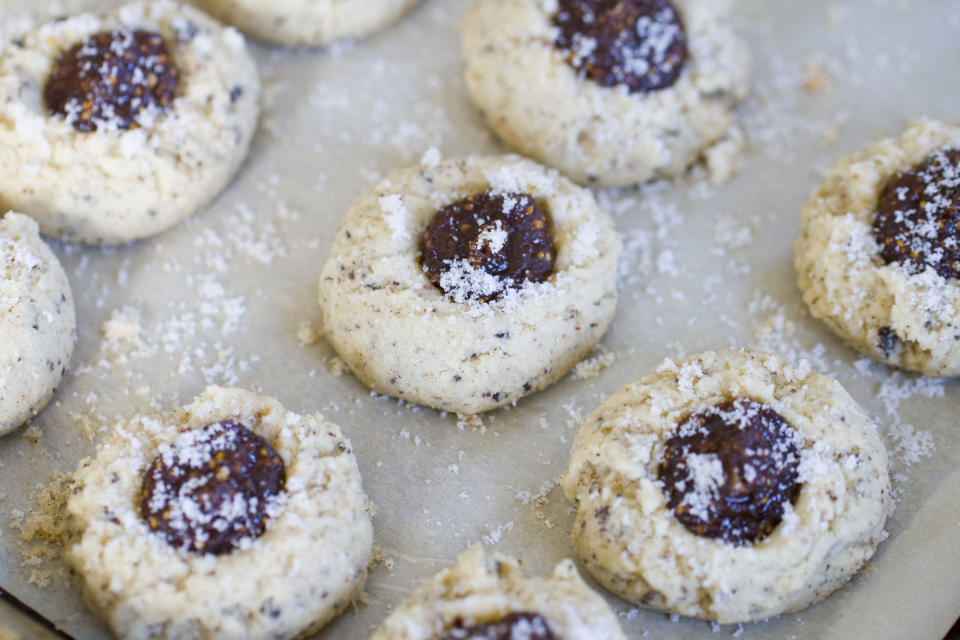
[0,0,958,638]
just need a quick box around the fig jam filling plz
[438,612,556,640]
[45,29,179,132]
[553,0,687,93]
[420,191,554,302]
[140,420,285,555]
[658,398,801,545]
[873,147,960,279]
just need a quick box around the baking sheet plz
[0,0,958,638]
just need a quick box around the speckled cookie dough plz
[318,153,622,415]
[0,212,74,436]
[192,0,424,47]
[461,0,751,187]
[66,385,374,640]
[0,1,261,245]
[370,545,627,640]
[561,349,891,623]
[796,119,960,376]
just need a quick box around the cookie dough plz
[66,385,374,640]
[370,546,626,640]
[0,1,261,245]
[461,0,751,187]
[561,349,890,623]
[318,153,622,415]
[0,212,75,436]
[192,0,424,47]
[796,119,960,376]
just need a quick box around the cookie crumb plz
[368,546,385,570]
[296,320,319,345]
[102,306,143,349]
[515,480,556,505]
[456,413,485,432]
[21,425,42,444]
[704,126,745,185]
[327,356,347,377]
[26,565,51,588]
[352,590,370,608]
[12,471,74,588]
[15,471,73,545]
[803,59,832,94]
[71,412,101,441]
[573,346,616,380]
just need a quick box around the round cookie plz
[796,119,960,376]
[0,212,75,436]
[0,1,261,245]
[370,545,626,640]
[192,0,424,47]
[318,153,622,415]
[66,385,374,640]
[561,349,890,623]
[461,0,751,187]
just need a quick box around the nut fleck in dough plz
[0,1,261,245]
[193,0,424,47]
[461,0,751,187]
[370,546,626,640]
[796,119,960,376]
[0,212,75,436]
[318,154,622,415]
[561,349,890,623]
[66,386,374,640]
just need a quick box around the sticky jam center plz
[873,147,960,279]
[438,612,556,640]
[657,398,801,545]
[140,420,286,555]
[553,0,688,93]
[45,29,179,132]
[420,191,554,302]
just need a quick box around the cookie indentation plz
[45,29,179,132]
[420,191,554,302]
[553,0,687,93]
[438,612,556,640]
[140,420,286,555]
[658,398,801,545]
[874,148,960,279]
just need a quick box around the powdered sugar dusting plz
[475,219,507,254]
[678,452,725,521]
[379,194,411,242]
[483,163,557,197]
[437,258,507,304]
